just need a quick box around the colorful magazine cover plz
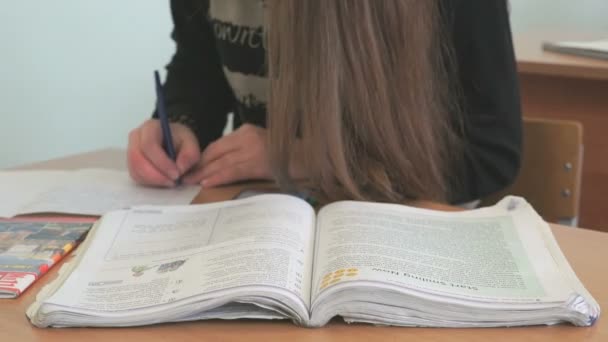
[0,217,96,298]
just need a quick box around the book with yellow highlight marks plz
[27,195,599,328]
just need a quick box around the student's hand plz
[127,119,201,187]
[183,124,272,187]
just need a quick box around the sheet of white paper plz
[0,169,199,217]
[0,170,67,217]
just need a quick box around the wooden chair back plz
[483,117,583,225]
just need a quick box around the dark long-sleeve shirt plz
[155,0,522,204]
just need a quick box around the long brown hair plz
[267,0,461,203]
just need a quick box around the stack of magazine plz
[0,217,95,298]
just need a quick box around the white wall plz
[509,0,608,33]
[0,1,173,168]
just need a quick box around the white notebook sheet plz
[0,168,199,217]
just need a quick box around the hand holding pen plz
[126,71,303,188]
[126,71,202,187]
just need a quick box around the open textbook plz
[27,194,599,328]
[0,169,199,218]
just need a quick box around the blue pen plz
[154,70,180,184]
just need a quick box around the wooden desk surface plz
[514,31,608,80]
[1,149,606,342]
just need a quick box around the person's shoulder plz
[439,0,509,31]
[440,0,507,16]
[171,0,209,12]
[171,0,210,23]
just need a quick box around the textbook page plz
[0,169,199,217]
[311,200,574,305]
[40,195,315,322]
